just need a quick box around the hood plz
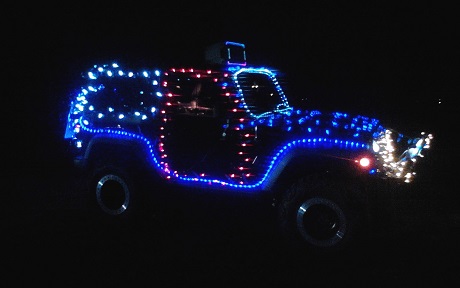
[258,108,434,183]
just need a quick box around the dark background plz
[3,1,459,286]
[5,2,457,167]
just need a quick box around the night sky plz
[4,1,456,183]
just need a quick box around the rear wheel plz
[96,173,131,216]
[89,165,141,223]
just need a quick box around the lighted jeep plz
[63,41,433,254]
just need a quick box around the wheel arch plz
[81,135,160,220]
[84,135,152,173]
[265,150,369,206]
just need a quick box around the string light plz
[64,61,433,192]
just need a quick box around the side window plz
[83,77,158,127]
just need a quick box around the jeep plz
[63,41,433,254]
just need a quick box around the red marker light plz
[359,157,371,167]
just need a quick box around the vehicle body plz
[63,41,433,254]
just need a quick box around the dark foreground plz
[4,154,460,286]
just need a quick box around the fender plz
[79,132,152,171]
[261,145,369,192]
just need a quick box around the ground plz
[4,157,460,286]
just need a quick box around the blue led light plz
[65,61,433,190]
[233,67,292,119]
[78,117,368,192]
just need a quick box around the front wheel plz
[296,196,347,248]
[277,174,367,255]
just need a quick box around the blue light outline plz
[233,67,293,119]
[79,119,369,193]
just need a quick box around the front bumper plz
[373,130,434,183]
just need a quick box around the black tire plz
[277,174,367,255]
[89,165,141,223]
